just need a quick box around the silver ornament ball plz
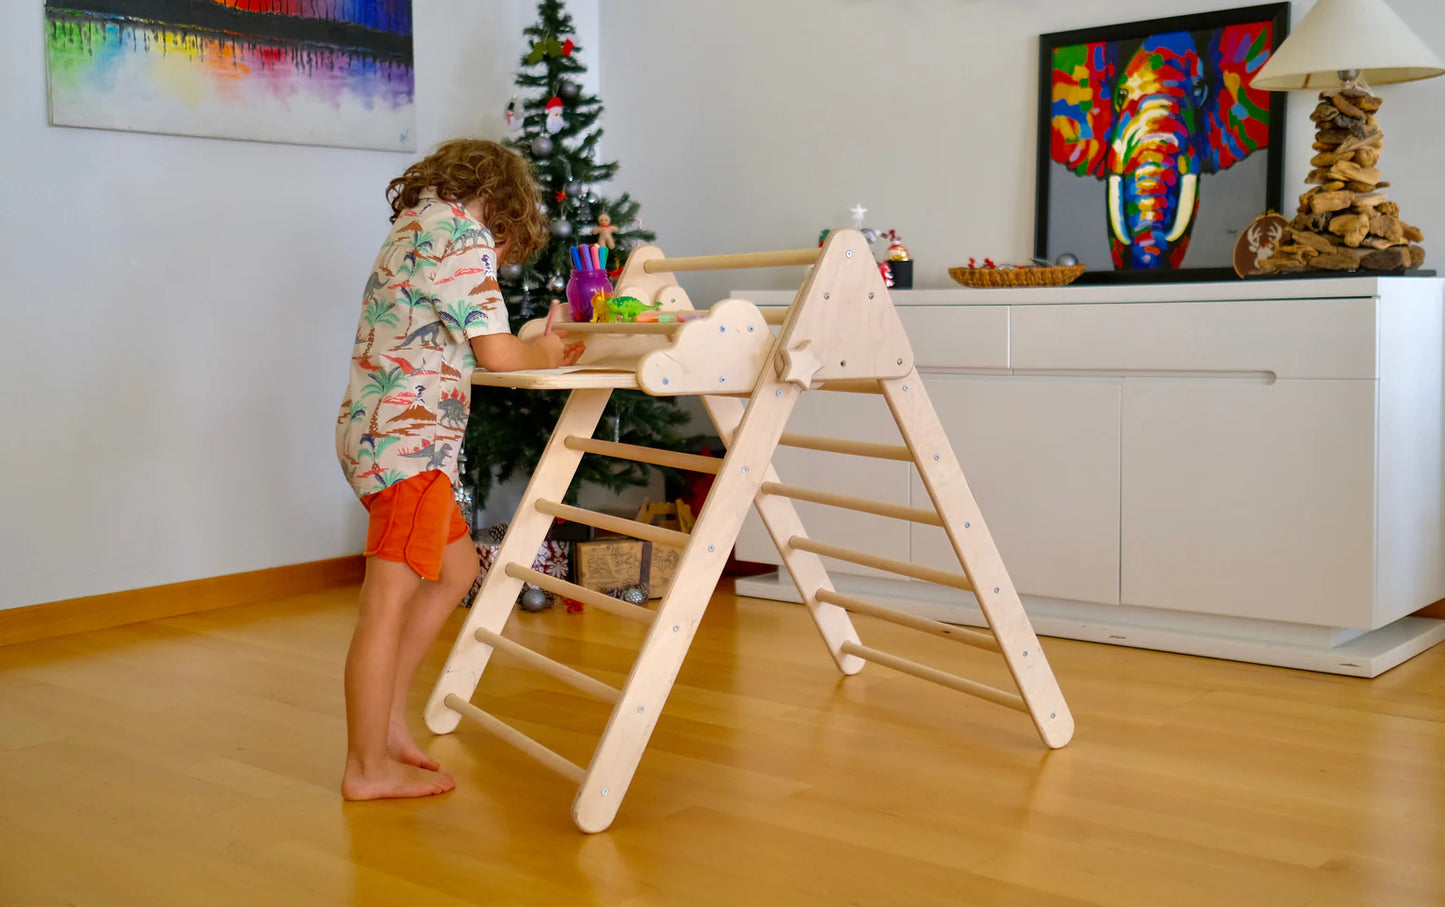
[519,587,549,612]
[550,218,573,240]
[546,274,566,293]
[565,181,584,198]
[1055,253,1080,267]
[558,79,580,102]
[530,136,553,158]
[499,263,523,282]
[620,585,647,605]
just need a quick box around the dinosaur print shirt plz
[335,190,507,499]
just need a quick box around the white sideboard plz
[729,277,1445,677]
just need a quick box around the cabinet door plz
[911,375,1122,604]
[733,390,912,576]
[1120,378,1376,627]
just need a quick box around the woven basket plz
[948,264,1086,288]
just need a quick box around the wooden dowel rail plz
[505,565,655,622]
[565,437,723,474]
[535,500,692,550]
[643,248,819,273]
[778,433,914,461]
[761,482,943,526]
[442,694,587,783]
[839,642,1026,712]
[816,589,1000,653]
[788,536,974,590]
[475,628,621,703]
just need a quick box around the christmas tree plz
[459,0,695,517]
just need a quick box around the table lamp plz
[1252,0,1444,273]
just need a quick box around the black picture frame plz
[1035,4,1291,284]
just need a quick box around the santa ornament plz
[545,97,564,135]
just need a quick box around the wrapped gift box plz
[461,523,570,608]
[571,538,681,599]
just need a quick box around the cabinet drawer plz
[899,306,1009,370]
[1011,299,1379,379]
[1120,378,1377,627]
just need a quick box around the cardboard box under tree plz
[571,538,681,599]
[571,500,693,599]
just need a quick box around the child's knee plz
[440,546,480,592]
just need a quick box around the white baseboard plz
[734,571,1445,678]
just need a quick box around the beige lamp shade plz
[1252,0,1445,89]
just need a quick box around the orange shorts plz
[361,471,470,581]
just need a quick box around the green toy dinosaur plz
[595,294,662,323]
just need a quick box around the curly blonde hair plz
[386,139,548,265]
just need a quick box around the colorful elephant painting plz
[1050,21,1277,270]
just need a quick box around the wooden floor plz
[1,583,1441,906]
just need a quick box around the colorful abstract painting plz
[45,0,415,151]
[1035,5,1289,282]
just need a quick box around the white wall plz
[0,1,599,610]
[598,0,1445,305]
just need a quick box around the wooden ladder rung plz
[839,642,1026,712]
[536,500,691,550]
[762,482,942,526]
[565,437,722,474]
[505,564,655,622]
[475,628,621,703]
[778,433,913,462]
[788,536,973,590]
[442,694,586,783]
[816,589,999,653]
[642,248,818,273]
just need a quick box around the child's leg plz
[341,556,457,801]
[386,535,480,770]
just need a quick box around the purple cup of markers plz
[566,266,613,322]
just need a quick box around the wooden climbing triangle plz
[424,230,1074,833]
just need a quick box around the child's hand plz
[562,340,585,366]
[532,332,568,368]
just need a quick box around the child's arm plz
[471,332,582,371]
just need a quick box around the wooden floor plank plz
[0,582,1441,905]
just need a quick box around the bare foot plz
[388,719,440,771]
[341,757,455,801]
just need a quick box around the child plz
[334,139,582,800]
